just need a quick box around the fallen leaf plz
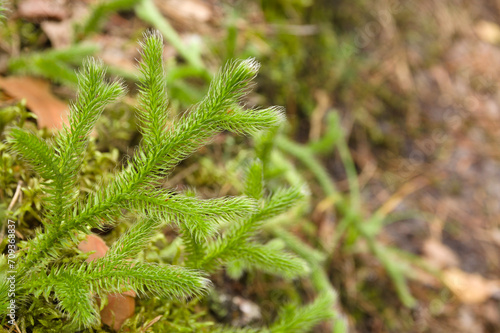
[78,234,109,262]
[41,21,72,49]
[442,267,500,304]
[422,238,460,269]
[156,0,212,24]
[100,293,136,331]
[78,234,136,330]
[18,0,68,21]
[475,20,500,44]
[0,76,68,129]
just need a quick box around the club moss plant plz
[0,31,336,330]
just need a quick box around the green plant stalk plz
[79,0,140,37]
[335,123,360,212]
[8,44,99,86]
[274,228,348,332]
[275,135,339,199]
[367,238,417,308]
[276,126,417,309]
[266,147,347,332]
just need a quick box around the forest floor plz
[1,0,500,332]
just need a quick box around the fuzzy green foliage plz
[0,31,324,330]
[0,0,6,21]
[269,294,337,333]
[8,45,99,87]
[0,104,122,241]
[210,295,337,333]
[275,112,417,308]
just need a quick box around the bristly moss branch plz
[3,30,324,330]
[18,32,284,274]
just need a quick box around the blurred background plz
[1,0,500,332]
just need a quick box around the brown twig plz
[7,181,23,211]
[0,181,23,243]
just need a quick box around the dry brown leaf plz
[443,267,500,304]
[475,20,500,44]
[78,234,136,330]
[0,76,68,129]
[422,238,460,269]
[18,0,68,21]
[78,234,109,262]
[41,21,72,49]
[100,293,136,331]
[156,0,212,24]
